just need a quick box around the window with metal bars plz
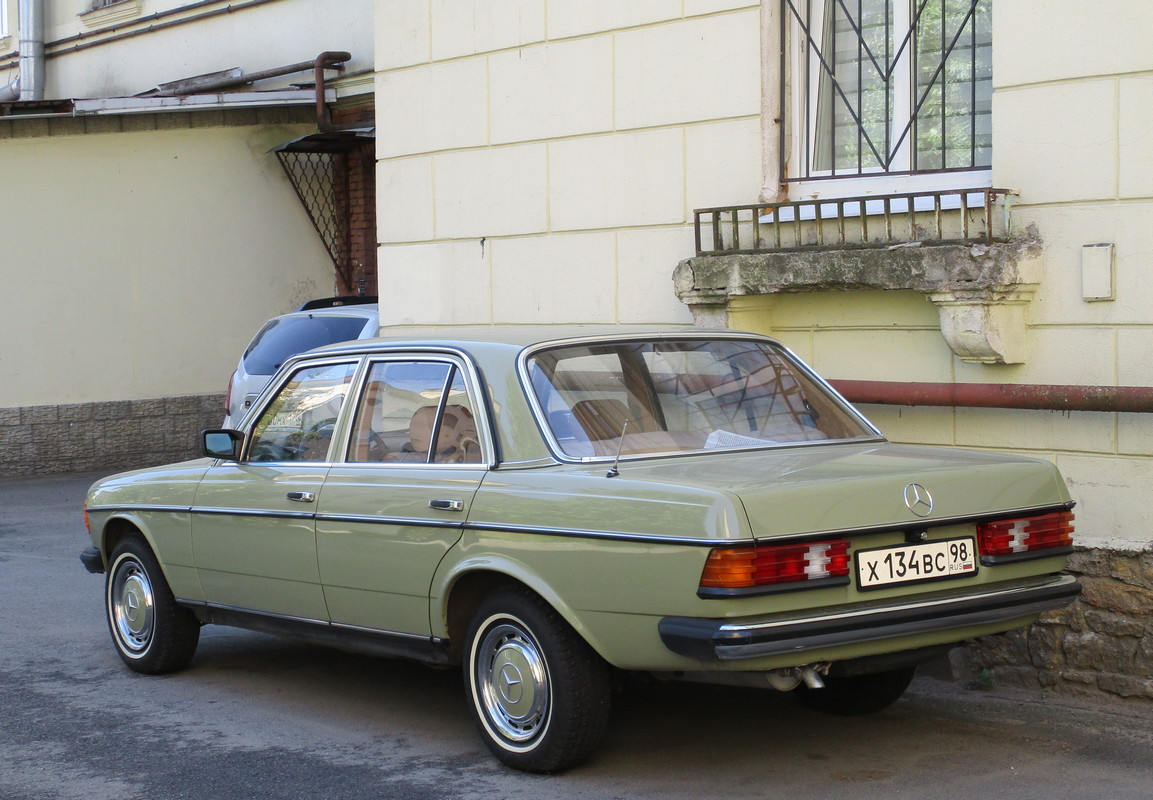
[781,0,991,195]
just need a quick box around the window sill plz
[79,1,142,29]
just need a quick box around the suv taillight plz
[977,511,1074,560]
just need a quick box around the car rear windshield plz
[525,338,877,459]
[243,315,370,375]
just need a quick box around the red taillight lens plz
[977,511,1074,557]
[701,540,850,590]
[224,378,234,415]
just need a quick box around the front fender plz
[88,508,203,603]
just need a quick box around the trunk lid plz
[620,442,1069,540]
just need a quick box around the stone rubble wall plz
[0,395,222,477]
[966,546,1153,701]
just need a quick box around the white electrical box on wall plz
[1081,243,1115,301]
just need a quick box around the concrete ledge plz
[0,394,222,476]
[673,234,1044,363]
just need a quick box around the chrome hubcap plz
[111,559,154,653]
[476,622,549,743]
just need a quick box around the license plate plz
[856,537,977,590]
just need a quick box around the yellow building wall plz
[0,121,332,407]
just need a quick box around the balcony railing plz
[693,188,1014,257]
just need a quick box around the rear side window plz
[348,360,482,465]
[243,315,370,375]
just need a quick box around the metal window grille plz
[782,0,991,181]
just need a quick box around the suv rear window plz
[243,315,369,374]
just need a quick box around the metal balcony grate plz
[693,187,1013,256]
[276,149,354,286]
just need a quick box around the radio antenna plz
[606,419,630,478]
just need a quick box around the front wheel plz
[794,666,916,716]
[464,587,612,773]
[105,534,200,674]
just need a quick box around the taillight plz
[977,511,1074,560]
[223,378,234,414]
[700,539,850,594]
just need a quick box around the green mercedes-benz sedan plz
[81,326,1080,772]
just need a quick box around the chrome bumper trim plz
[659,574,1081,661]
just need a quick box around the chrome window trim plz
[238,355,366,464]
[231,347,497,469]
[516,331,883,465]
[341,352,496,468]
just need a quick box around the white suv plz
[223,297,379,427]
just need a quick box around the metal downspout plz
[313,51,349,131]
[17,0,45,101]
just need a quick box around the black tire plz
[463,587,612,773]
[794,666,916,716]
[105,534,200,674]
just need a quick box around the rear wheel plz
[794,666,916,716]
[463,587,612,773]
[106,534,200,674]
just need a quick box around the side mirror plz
[202,429,244,461]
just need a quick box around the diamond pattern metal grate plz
[276,150,354,288]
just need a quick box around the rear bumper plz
[659,573,1081,662]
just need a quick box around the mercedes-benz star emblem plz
[903,483,934,517]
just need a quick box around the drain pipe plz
[830,380,1153,414]
[313,51,350,131]
[17,0,45,101]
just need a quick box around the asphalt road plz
[3,470,1153,800]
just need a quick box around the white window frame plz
[774,0,992,202]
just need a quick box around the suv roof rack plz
[296,296,379,311]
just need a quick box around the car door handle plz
[429,499,464,512]
[287,491,316,503]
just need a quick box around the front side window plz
[347,360,482,464]
[248,362,357,462]
[526,339,877,459]
[782,0,991,193]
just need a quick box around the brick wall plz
[0,395,223,477]
[341,142,378,297]
[966,546,1153,701]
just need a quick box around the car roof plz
[276,304,379,321]
[310,323,755,355]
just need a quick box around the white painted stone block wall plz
[375,0,761,326]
